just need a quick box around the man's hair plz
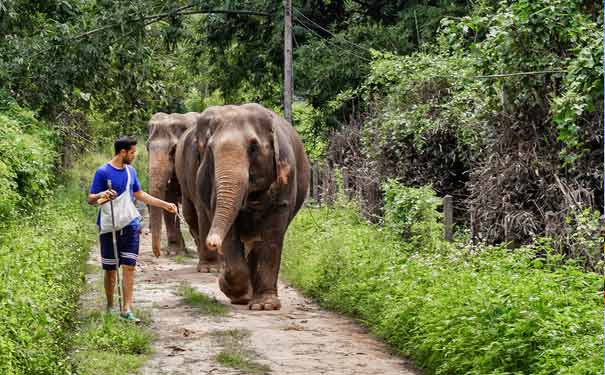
[114,136,138,155]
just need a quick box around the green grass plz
[283,206,604,375]
[0,155,99,374]
[70,310,154,375]
[71,350,148,375]
[210,329,271,374]
[174,255,187,264]
[177,282,229,316]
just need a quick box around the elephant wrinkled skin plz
[147,112,199,257]
[175,104,310,310]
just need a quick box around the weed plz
[177,282,228,316]
[210,329,270,374]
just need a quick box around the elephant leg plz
[219,229,251,304]
[164,182,185,255]
[195,204,221,273]
[247,227,285,311]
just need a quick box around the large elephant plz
[147,112,199,257]
[175,103,310,310]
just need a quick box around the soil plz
[85,225,421,375]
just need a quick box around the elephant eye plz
[248,141,259,156]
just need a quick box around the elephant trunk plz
[148,154,172,256]
[206,148,249,253]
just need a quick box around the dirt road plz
[88,226,420,375]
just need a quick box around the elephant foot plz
[219,273,251,304]
[229,291,252,305]
[197,259,221,273]
[249,293,281,311]
[167,243,186,256]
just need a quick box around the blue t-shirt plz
[89,163,142,228]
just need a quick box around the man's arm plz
[134,190,177,213]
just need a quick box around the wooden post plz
[283,0,293,124]
[342,169,350,200]
[444,195,454,242]
[325,165,333,206]
[313,164,319,204]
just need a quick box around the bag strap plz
[125,165,131,194]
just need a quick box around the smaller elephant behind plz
[147,112,199,257]
[175,124,221,272]
[177,103,310,310]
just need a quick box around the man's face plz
[121,145,137,164]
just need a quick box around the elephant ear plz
[271,116,292,187]
[195,110,216,154]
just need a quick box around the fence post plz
[342,168,351,200]
[313,164,320,205]
[444,195,454,242]
[324,165,332,206]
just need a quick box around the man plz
[88,136,177,322]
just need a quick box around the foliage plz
[71,308,153,375]
[0,98,57,217]
[294,1,469,129]
[0,153,97,374]
[283,206,603,375]
[555,208,604,271]
[292,100,326,161]
[340,0,603,251]
[72,311,153,355]
[382,180,443,249]
[438,0,603,163]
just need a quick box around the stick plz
[107,180,124,313]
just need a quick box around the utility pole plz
[283,0,293,124]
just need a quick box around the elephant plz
[175,103,310,310]
[147,112,200,257]
[175,123,221,273]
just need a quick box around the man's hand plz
[90,189,117,205]
[101,189,117,201]
[163,202,177,214]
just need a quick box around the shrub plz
[0,182,96,374]
[283,205,603,374]
[0,100,57,218]
[382,179,443,249]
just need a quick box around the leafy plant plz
[283,206,603,375]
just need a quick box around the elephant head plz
[147,112,198,256]
[195,104,293,254]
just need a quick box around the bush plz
[283,204,603,374]
[0,148,96,374]
[0,101,57,218]
[382,179,443,249]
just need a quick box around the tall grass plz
[283,195,603,374]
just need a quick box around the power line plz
[293,7,373,55]
[294,16,372,63]
[69,6,272,42]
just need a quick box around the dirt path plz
[89,226,420,375]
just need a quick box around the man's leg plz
[117,225,140,319]
[104,270,116,309]
[121,265,135,312]
[100,233,119,311]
